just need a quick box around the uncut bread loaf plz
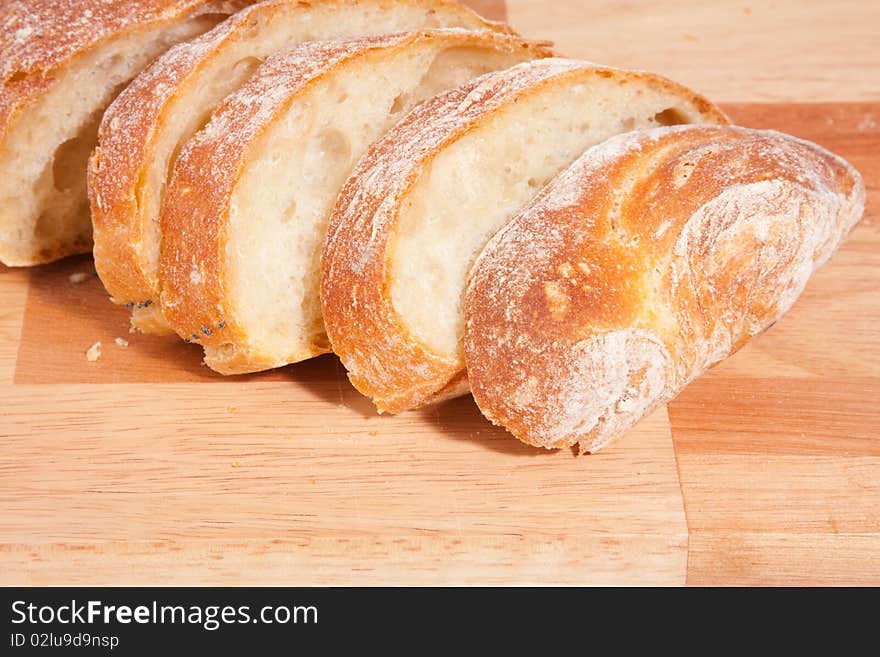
[0,0,256,266]
[321,58,728,414]
[89,0,511,333]
[464,126,865,452]
[159,29,551,374]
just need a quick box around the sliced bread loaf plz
[321,58,729,414]
[0,0,255,266]
[159,29,551,374]
[463,126,864,451]
[89,0,511,333]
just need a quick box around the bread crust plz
[320,58,729,414]
[89,0,511,315]
[158,29,551,374]
[463,125,865,451]
[0,0,251,265]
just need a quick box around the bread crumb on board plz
[85,342,102,362]
[68,272,91,284]
[114,337,129,347]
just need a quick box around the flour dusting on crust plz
[465,125,865,451]
[505,329,672,451]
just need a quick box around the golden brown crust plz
[89,0,510,311]
[159,29,551,373]
[320,58,729,414]
[463,125,865,451]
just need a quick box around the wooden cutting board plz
[1,1,878,586]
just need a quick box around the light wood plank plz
[0,387,686,584]
[675,454,880,534]
[687,532,880,586]
[508,0,880,102]
[2,534,685,586]
[0,265,29,384]
[669,377,880,457]
[14,254,290,384]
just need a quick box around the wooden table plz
[1,0,878,585]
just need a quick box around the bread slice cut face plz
[89,0,511,334]
[0,0,254,266]
[321,58,730,414]
[159,30,551,374]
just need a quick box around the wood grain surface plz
[507,0,880,102]
[1,0,878,585]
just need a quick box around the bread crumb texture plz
[68,272,90,283]
[85,341,102,362]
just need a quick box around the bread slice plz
[159,30,551,374]
[0,0,256,266]
[321,58,729,414]
[89,0,511,334]
[463,126,865,452]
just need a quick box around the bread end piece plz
[464,125,865,451]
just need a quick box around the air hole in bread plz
[200,13,239,26]
[654,107,689,126]
[107,54,126,71]
[390,93,409,114]
[231,56,263,82]
[422,9,442,28]
[413,46,531,105]
[312,332,331,351]
[281,199,297,224]
[53,110,103,193]
[316,129,352,166]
